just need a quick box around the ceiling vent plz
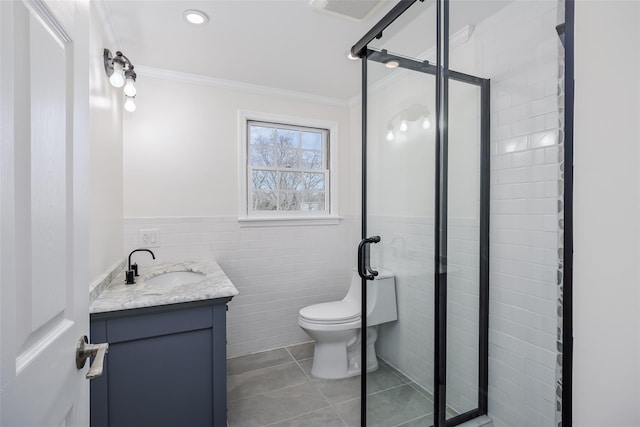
[309,0,382,22]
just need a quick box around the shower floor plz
[226,342,441,427]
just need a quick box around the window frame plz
[238,110,340,226]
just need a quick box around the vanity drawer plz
[97,304,213,343]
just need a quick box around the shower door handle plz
[358,236,381,280]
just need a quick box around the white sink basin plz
[145,271,205,287]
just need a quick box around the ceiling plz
[103,0,511,101]
[103,0,399,101]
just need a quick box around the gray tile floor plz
[227,342,436,427]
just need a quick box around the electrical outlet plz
[139,229,160,248]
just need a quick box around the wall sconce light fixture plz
[386,103,432,141]
[386,122,395,141]
[104,48,137,112]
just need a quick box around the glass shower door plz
[445,74,488,423]
[361,54,437,426]
[354,1,489,425]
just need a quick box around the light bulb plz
[399,120,408,132]
[109,62,125,88]
[422,117,432,130]
[385,60,399,69]
[124,96,136,112]
[386,129,394,141]
[123,77,136,97]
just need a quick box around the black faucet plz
[125,249,155,285]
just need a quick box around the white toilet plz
[297,269,397,379]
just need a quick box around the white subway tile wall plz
[478,1,560,425]
[368,215,435,396]
[124,216,359,357]
[447,217,481,414]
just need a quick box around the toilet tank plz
[366,269,398,326]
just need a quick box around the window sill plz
[238,215,341,228]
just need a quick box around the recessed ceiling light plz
[184,10,209,25]
[385,60,400,69]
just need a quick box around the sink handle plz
[76,335,109,379]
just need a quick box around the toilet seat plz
[299,300,360,325]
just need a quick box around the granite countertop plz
[90,260,239,314]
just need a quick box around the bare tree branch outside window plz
[248,121,328,213]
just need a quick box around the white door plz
[0,0,91,426]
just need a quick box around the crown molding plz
[135,66,350,108]
[419,24,475,63]
[25,0,71,43]
[348,88,361,107]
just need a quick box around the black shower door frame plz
[353,0,575,426]
[353,1,490,425]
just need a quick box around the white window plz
[238,111,339,226]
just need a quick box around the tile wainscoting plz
[124,216,360,357]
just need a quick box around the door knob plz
[76,335,109,379]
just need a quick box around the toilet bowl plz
[297,269,397,379]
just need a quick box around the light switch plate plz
[139,229,160,248]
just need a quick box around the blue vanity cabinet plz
[90,298,232,427]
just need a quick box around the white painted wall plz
[122,73,359,356]
[89,4,123,285]
[123,74,356,217]
[573,2,640,425]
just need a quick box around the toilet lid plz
[299,301,360,323]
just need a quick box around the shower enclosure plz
[352,1,571,426]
